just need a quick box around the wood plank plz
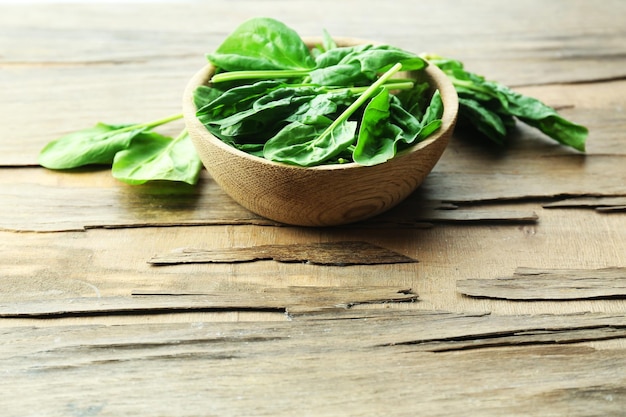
[457,268,626,300]
[422,155,626,203]
[0,168,542,232]
[1,310,625,416]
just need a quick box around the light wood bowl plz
[183,37,458,226]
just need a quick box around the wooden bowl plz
[183,37,458,226]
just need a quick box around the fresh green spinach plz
[199,20,440,167]
[37,17,588,186]
[112,130,202,185]
[38,122,145,169]
[37,113,202,185]
[206,17,315,72]
[425,54,588,151]
[262,62,410,166]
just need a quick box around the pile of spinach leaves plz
[194,17,444,167]
[424,54,588,151]
[38,17,588,185]
[37,114,202,185]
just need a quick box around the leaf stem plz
[115,113,184,134]
[340,81,414,95]
[449,77,495,97]
[318,62,404,141]
[211,69,311,83]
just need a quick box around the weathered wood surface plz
[1,0,626,416]
[0,169,542,232]
[1,310,625,416]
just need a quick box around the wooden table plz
[2,1,625,415]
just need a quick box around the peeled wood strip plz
[149,241,417,266]
[457,267,626,300]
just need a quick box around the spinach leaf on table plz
[38,123,144,169]
[37,113,203,185]
[456,96,508,144]
[38,113,183,169]
[426,55,588,151]
[490,83,588,152]
[112,130,202,185]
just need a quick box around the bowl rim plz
[182,36,459,172]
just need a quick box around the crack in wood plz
[544,196,626,212]
[387,326,626,352]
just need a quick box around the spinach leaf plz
[321,29,337,53]
[263,119,358,166]
[457,97,507,144]
[396,81,431,119]
[309,44,427,86]
[206,17,315,71]
[112,130,202,185]
[38,114,184,170]
[196,80,282,121]
[353,89,443,166]
[193,85,223,110]
[264,62,410,166]
[353,87,403,165]
[416,90,444,139]
[199,83,327,144]
[490,83,588,152]
[38,123,145,169]
[285,90,354,124]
